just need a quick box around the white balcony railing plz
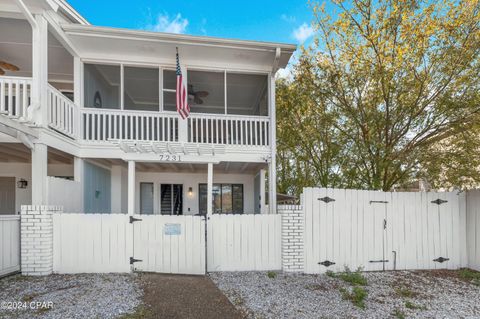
[81,108,179,143]
[0,76,31,120]
[188,114,270,147]
[80,108,270,147]
[47,84,76,138]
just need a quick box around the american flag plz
[176,48,189,119]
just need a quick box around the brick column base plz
[279,205,304,272]
[21,205,62,275]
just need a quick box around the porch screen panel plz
[226,73,268,116]
[84,64,120,109]
[124,67,159,111]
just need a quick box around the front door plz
[0,177,15,215]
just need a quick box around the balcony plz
[0,76,271,150]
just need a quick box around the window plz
[199,183,243,214]
[124,67,159,111]
[160,184,183,215]
[140,182,154,214]
[227,73,268,116]
[83,64,120,109]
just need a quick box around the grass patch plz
[392,309,406,319]
[458,268,480,286]
[118,305,152,319]
[405,301,426,310]
[267,271,277,279]
[338,267,367,286]
[339,286,367,309]
[395,286,418,298]
[326,270,336,278]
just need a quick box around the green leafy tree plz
[277,0,480,193]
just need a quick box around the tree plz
[277,0,480,193]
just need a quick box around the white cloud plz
[281,14,296,23]
[292,23,314,43]
[146,13,189,34]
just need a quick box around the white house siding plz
[115,171,257,215]
[0,163,74,214]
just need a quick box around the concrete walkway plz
[137,273,244,319]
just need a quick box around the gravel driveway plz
[210,270,480,318]
[0,274,142,319]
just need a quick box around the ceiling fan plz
[0,60,19,75]
[188,84,209,105]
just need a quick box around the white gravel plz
[210,270,480,318]
[0,273,142,319]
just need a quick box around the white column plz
[269,75,277,214]
[31,143,48,205]
[260,168,266,214]
[31,15,48,126]
[128,161,135,216]
[73,157,84,212]
[207,162,213,215]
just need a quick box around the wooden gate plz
[0,215,21,276]
[132,215,206,275]
[303,188,467,274]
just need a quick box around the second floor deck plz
[0,75,271,151]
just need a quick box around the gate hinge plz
[318,260,335,267]
[384,219,387,229]
[433,257,449,263]
[370,200,388,204]
[129,216,142,223]
[369,259,389,263]
[318,196,335,203]
[130,257,142,265]
[431,199,448,205]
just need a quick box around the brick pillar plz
[21,205,62,275]
[279,205,304,272]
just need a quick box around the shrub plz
[458,268,480,286]
[338,267,367,286]
[395,286,417,298]
[340,286,367,309]
[267,271,277,279]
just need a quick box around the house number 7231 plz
[158,154,181,161]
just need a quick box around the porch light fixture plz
[17,179,28,189]
[188,187,193,196]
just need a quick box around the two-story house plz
[0,0,295,219]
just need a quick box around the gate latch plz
[129,216,142,223]
[130,257,142,265]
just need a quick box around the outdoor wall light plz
[17,179,28,189]
[188,187,193,196]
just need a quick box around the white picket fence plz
[0,215,20,277]
[207,214,281,271]
[303,188,468,274]
[47,177,82,213]
[53,214,132,273]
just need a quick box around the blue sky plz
[67,0,317,45]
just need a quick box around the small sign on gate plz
[164,223,181,235]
